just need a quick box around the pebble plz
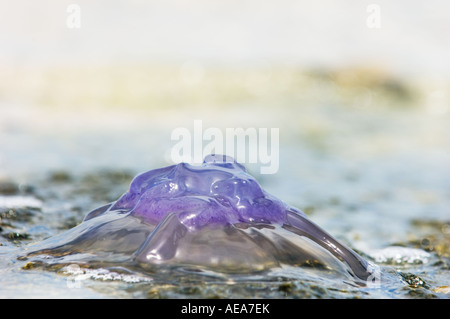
[433,286,450,294]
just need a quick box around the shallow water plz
[0,164,448,299]
[2,0,450,299]
[1,64,450,298]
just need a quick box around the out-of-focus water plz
[1,1,449,298]
[1,66,449,298]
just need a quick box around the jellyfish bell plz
[22,155,374,284]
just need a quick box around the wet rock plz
[278,282,296,295]
[400,272,429,289]
[22,262,37,270]
[0,207,40,223]
[406,289,438,299]
[0,182,19,195]
[3,232,30,240]
[0,181,34,195]
[433,286,450,294]
[48,171,72,183]
[409,219,450,258]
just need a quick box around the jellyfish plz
[23,155,374,283]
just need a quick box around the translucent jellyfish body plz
[24,155,373,283]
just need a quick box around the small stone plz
[49,171,72,182]
[0,182,19,195]
[433,286,450,294]
[278,282,295,294]
[22,262,37,270]
[3,232,30,240]
[400,272,429,289]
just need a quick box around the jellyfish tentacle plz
[285,209,370,281]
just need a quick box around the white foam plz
[61,264,152,284]
[369,246,431,265]
[0,195,43,209]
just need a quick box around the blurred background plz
[0,0,449,257]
